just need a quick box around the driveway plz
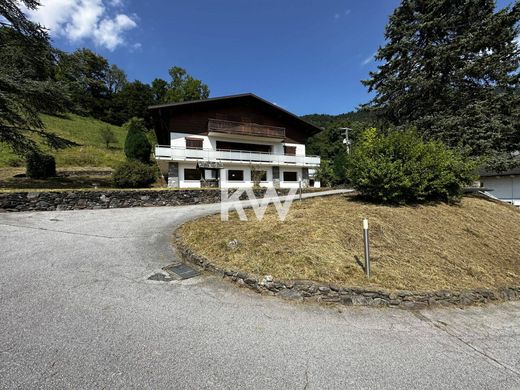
[1,190,519,389]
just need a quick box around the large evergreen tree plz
[0,0,73,155]
[363,0,520,170]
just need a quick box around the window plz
[228,170,244,181]
[252,170,267,182]
[283,171,298,182]
[216,141,271,153]
[284,145,296,156]
[184,169,200,181]
[186,138,203,150]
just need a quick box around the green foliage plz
[112,159,157,188]
[314,160,335,187]
[108,81,154,125]
[304,110,380,186]
[123,118,151,163]
[26,151,56,179]
[363,0,520,171]
[152,66,210,104]
[347,128,477,204]
[106,64,128,94]
[55,48,110,118]
[99,126,117,148]
[0,1,73,156]
[151,78,168,102]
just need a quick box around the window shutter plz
[186,138,203,149]
[284,145,296,155]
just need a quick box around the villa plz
[149,93,321,189]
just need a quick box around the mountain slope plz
[0,114,127,168]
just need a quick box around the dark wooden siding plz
[152,97,314,145]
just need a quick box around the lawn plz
[178,195,520,292]
[0,113,163,190]
[0,113,142,168]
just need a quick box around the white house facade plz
[479,168,520,207]
[149,94,322,189]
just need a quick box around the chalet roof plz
[148,93,322,136]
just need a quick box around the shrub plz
[26,152,56,179]
[123,117,151,163]
[100,126,117,149]
[112,159,157,188]
[6,156,23,167]
[315,159,335,188]
[346,128,477,204]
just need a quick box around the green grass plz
[0,114,129,168]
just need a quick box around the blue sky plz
[28,0,516,116]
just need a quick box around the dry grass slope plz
[178,195,520,292]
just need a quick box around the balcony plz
[155,146,320,167]
[208,118,285,139]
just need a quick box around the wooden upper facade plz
[149,93,322,145]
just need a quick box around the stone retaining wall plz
[175,233,520,309]
[0,188,318,212]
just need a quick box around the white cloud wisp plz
[26,0,138,51]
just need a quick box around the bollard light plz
[363,218,370,278]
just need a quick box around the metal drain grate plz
[164,263,200,280]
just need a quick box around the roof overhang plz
[148,93,322,137]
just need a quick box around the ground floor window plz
[227,170,244,181]
[283,171,298,182]
[184,168,200,180]
[309,179,315,187]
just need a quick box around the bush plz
[346,128,477,204]
[112,159,157,188]
[26,152,56,179]
[315,159,335,188]
[6,156,23,167]
[100,126,117,149]
[123,117,151,163]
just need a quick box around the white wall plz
[219,165,274,189]
[279,167,303,189]
[169,132,307,156]
[480,176,520,206]
[174,164,316,189]
[178,162,201,188]
[170,133,211,150]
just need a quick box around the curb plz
[174,231,520,309]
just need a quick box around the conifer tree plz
[363,0,520,170]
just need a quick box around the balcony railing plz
[155,145,320,166]
[208,118,286,139]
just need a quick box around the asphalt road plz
[1,190,519,389]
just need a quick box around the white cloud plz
[25,0,137,51]
[334,9,351,20]
[361,52,377,66]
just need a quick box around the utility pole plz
[339,127,352,154]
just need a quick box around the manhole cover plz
[163,263,200,280]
